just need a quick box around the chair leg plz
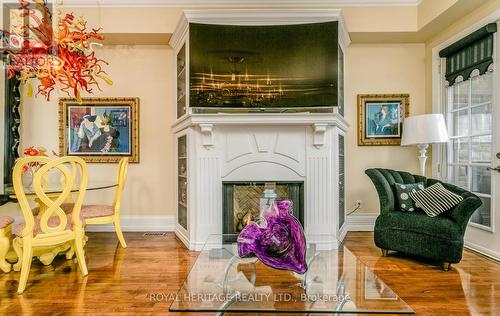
[0,228,11,273]
[17,242,33,294]
[381,249,389,257]
[114,220,127,249]
[443,262,452,271]
[74,233,88,276]
[12,238,23,272]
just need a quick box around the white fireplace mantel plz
[172,112,349,131]
[172,112,349,149]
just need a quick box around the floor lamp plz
[401,114,449,176]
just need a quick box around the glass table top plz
[5,180,118,196]
[169,234,414,314]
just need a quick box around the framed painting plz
[357,94,409,146]
[59,97,139,163]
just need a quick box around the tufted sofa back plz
[365,168,427,214]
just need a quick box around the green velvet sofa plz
[365,168,482,270]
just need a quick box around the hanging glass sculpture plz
[1,0,112,102]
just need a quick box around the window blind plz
[439,23,497,86]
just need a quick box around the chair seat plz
[32,203,75,216]
[376,210,462,241]
[81,205,114,219]
[13,214,72,237]
[0,216,14,229]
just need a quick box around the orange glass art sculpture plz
[1,0,112,101]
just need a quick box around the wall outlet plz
[355,200,363,209]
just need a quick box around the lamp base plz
[417,144,429,176]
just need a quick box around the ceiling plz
[48,0,423,7]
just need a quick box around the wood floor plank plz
[0,232,499,315]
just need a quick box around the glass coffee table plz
[170,234,414,314]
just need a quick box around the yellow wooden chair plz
[0,216,14,273]
[81,157,129,248]
[11,156,89,294]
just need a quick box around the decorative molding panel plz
[253,132,275,153]
[305,156,331,235]
[194,156,221,244]
[226,133,253,162]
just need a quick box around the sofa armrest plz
[427,179,482,232]
[446,195,482,233]
[365,169,396,214]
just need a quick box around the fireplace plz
[171,10,350,251]
[222,182,304,235]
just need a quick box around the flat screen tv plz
[189,22,339,109]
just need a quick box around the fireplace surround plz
[170,10,350,250]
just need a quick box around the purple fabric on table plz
[237,199,307,274]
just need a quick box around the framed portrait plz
[59,97,139,163]
[357,94,409,146]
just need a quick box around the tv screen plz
[189,22,339,109]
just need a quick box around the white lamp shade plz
[401,114,449,146]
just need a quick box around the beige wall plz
[2,2,491,220]
[345,43,426,214]
[1,45,175,218]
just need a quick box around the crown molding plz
[48,0,422,8]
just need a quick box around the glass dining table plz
[5,180,118,197]
[3,180,118,268]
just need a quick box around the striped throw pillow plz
[409,183,463,217]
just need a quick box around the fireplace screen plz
[223,182,304,235]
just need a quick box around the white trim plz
[346,213,377,231]
[12,215,176,232]
[464,240,500,262]
[48,0,422,8]
[85,215,176,232]
[171,113,350,133]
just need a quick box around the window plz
[440,23,497,230]
[446,71,493,229]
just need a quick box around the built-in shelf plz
[176,44,187,119]
[177,135,188,230]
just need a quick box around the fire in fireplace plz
[222,181,304,235]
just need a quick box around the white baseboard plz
[12,215,176,233]
[464,241,500,262]
[346,213,377,231]
[86,215,176,232]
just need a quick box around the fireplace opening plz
[222,181,304,236]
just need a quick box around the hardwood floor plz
[0,232,499,315]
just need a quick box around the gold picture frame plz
[357,94,410,146]
[59,97,140,163]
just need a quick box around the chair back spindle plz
[112,157,129,213]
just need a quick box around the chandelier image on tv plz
[191,56,323,107]
[189,22,340,109]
